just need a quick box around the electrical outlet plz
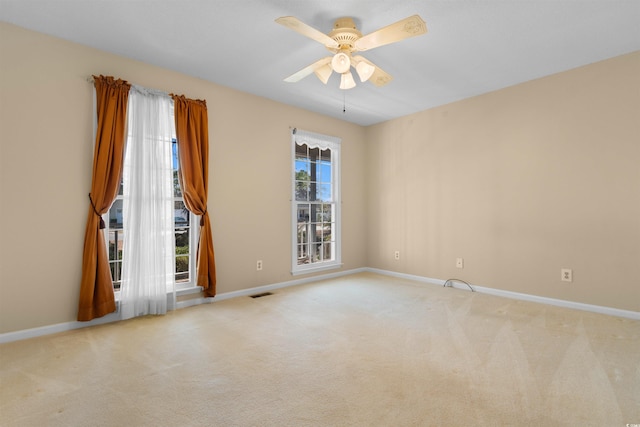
[561,268,572,282]
[256,260,263,271]
[456,258,464,269]
[394,251,400,260]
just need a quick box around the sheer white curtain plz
[120,85,176,320]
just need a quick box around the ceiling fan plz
[275,14,427,90]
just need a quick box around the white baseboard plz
[365,268,447,286]
[212,267,368,302]
[2,266,636,343]
[0,267,367,344]
[0,311,122,344]
[366,268,640,320]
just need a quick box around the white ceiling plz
[2,0,639,126]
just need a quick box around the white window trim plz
[290,128,342,276]
[172,136,201,294]
[174,209,201,293]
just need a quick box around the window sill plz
[113,285,202,301]
[291,262,343,276]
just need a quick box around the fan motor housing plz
[329,17,362,51]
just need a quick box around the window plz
[171,140,199,287]
[106,183,124,290]
[105,139,198,291]
[291,129,341,275]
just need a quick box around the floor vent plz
[250,292,273,299]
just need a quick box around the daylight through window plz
[291,129,341,275]
[104,139,198,290]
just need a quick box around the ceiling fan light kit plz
[340,71,357,90]
[314,64,333,84]
[276,14,427,90]
[331,52,351,74]
[355,61,375,82]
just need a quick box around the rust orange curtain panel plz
[78,76,131,321]
[172,95,217,297]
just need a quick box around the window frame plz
[103,140,200,297]
[171,139,200,293]
[290,128,342,275]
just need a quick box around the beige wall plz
[0,23,367,333]
[366,51,640,311]
[1,23,638,335]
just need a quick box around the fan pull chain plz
[343,92,346,114]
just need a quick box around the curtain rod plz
[86,75,208,107]
[86,75,134,84]
[86,75,171,98]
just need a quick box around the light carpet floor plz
[1,272,639,426]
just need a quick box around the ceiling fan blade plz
[369,67,393,87]
[275,16,339,49]
[353,56,393,87]
[354,15,426,52]
[284,56,332,83]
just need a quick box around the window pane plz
[108,227,123,289]
[316,183,331,202]
[297,222,309,245]
[314,206,324,222]
[175,221,190,284]
[295,159,310,174]
[173,170,182,198]
[175,228,189,250]
[295,181,309,201]
[109,199,124,229]
[309,147,320,160]
[322,223,333,242]
[318,161,331,183]
[297,244,308,265]
[108,229,124,260]
[320,148,331,161]
[295,159,310,201]
[322,204,332,222]
[310,243,321,262]
[174,201,189,228]
[309,204,320,223]
[297,204,310,223]
[176,255,189,283]
[172,140,182,197]
[322,241,333,260]
[311,224,323,243]
[110,260,122,290]
[309,181,318,201]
